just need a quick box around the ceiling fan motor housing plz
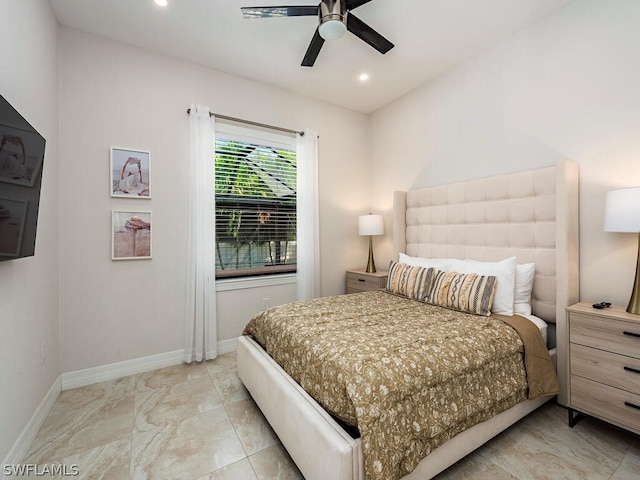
[320,0,346,26]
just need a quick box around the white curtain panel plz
[184,105,217,363]
[296,129,321,301]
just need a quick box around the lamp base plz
[365,235,376,273]
[628,232,640,315]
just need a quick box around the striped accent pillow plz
[386,262,435,302]
[427,270,497,316]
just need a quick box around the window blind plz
[215,122,297,278]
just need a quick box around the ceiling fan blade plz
[301,29,325,67]
[241,6,319,18]
[346,12,394,54]
[346,0,372,10]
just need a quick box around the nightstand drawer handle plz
[623,331,640,338]
[624,366,640,375]
[358,278,365,282]
[625,401,640,411]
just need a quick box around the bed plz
[237,160,579,480]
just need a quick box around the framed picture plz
[112,210,152,260]
[0,124,45,187]
[110,147,150,198]
[0,198,28,257]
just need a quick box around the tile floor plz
[22,352,640,480]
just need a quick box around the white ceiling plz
[50,0,572,114]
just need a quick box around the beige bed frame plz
[237,160,579,480]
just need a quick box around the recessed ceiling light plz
[154,0,168,7]
[358,73,370,82]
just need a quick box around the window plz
[215,123,297,279]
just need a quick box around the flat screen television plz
[0,94,46,262]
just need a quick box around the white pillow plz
[449,257,517,316]
[514,263,535,315]
[399,253,452,271]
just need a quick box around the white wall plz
[58,28,370,373]
[370,0,640,308]
[0,0,60,462]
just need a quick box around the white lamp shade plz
[359,214,384,236]
[318,19,347,40]
[604,187,640,232]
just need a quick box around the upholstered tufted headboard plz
[392,160,579,405]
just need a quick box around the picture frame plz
[0,198,28,257]
[112,210,152,260]
[0,124,45,187]
[110,147,150,198]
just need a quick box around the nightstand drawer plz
[346,270,387,293]
[570,343,640,394]
[571,375,640,436]
[570,312,640,358]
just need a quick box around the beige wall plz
[58,28,371,373]
[0,0,60,462]
[370,0,640,308]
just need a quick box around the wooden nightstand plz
[567,302,640,435]
[346,270,388,294]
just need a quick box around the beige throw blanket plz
[243,290,559,480]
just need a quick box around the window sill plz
[215,273,297,292]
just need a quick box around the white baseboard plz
[2,376,61,472]
[218,337,238,354]
[61,339,239,391]
[61,349,184,390]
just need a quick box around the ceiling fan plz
[241,0,394,67]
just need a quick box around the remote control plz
[592,302,611,309]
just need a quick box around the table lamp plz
[604,187,640,314]
[359,213,384,273]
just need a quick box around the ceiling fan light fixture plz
[319,17,347,40]
[318,1,347,40]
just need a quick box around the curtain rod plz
[186,108,303,136]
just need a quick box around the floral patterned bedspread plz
[243,290,558,480]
